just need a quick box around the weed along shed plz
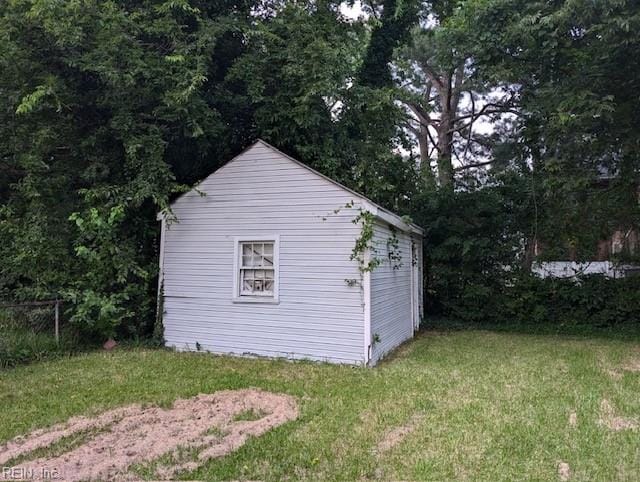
[157,140,424,366]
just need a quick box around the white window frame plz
[232,235,280,304]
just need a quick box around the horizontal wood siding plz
[369,221,414,364]
[161,142,365,364]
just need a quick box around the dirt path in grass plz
[598,399,638,431]
[375,414,424,455]
[0,389,298,481]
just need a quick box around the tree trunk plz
[436,111,455,188]
[418,124,436,187]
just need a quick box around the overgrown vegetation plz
[415,186,640,327]
[2,333,640,479]
[1,0,639,343]
[0,329,61,368]
[0,309,78,368]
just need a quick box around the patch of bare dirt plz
[598,399,638,432]
[621,357,640,373]
[568,411,577,428]
[374,414,423,455]
[0,389,298,481]
[601,348,640,378]
[604,368,623,380]
[558,461,571,481]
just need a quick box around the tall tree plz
[0,0,258,335]
[394,1,518,188]
[233,0,421,211]
[357,0,420,87]
[460,0,640,259]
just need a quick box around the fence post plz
[54,300,60,344]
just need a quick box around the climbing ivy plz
[350,210,382,273]
[327,202,405,274]
[386,225,403,270]
[411,239,418,267]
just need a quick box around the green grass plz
[0,328,63,368]
[2,329,640,481]
[0,309,82,368]
[233,408,268,422]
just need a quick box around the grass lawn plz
[1,329,639,481]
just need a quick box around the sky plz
[339,1,365,20]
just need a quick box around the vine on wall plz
[386,226,402,270]
[324,202,405,275]
[350,210,382,272]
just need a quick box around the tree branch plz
[424,123,439,152]
[420,61,446,99]
[450,63,465,112]
[461,90,475,160]
[454,159,494,171]
[405,101,432,127]
[403,120,420,136]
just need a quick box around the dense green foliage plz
[501,275,640,327]
[0,328,68,368]
[459,0,640,259]
[0,308,77,368]
[1,0,639,343]
[415,184,640,326]
[413,186,527,319]
[0,0,262,337]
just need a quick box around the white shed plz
[157,140,424,366]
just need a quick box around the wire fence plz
[0,300,63,343]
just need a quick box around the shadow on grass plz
[422,317,640,343]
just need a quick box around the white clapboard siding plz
[161,141,366,364]
[369,221,415,364]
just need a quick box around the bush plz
[412,186,529,323]
[501,274,640,327]
[0,328,64,368]
[413,186,640,328]
[0,309,80,368]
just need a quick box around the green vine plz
[152,282,165,346]
[351,210,381,272]
[411,239,418,267]
[386,225,402,270]
[326,202,406,274]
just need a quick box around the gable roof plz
[163,139,423,236]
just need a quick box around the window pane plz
[238,241,276,297]
[264,243,274,266]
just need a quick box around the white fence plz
[532,261,637,279]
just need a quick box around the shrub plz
[413,186,640,328]
[0,328,63,368]
[502,274,640,327]
[0,309,80,368]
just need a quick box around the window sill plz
[232,297,280,305]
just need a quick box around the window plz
[233,237,279,302]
